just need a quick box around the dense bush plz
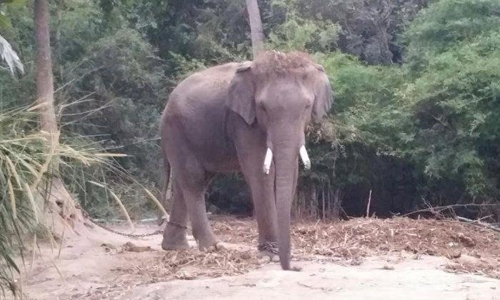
[401,0,500,206]
[305,0,500,219]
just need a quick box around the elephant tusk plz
[299,146,311,170]
[263,148,273,174]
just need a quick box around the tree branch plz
[455,216,500,233]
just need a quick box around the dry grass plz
[111,216,500,284]
[116,247,261,283]
[291,217,500,259]
[444,258,500,279]
[211,215,500,258]
[211,216,258,245]
[212,216,500,279]
[76,246,261,299]
[290,217,500,279]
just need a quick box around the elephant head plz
[227,50,334,270]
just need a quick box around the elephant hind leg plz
[162,179,190,250]
[172,161,219,250]
[182,184,219,250]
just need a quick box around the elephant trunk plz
[265,122,310,270]
[266,121,306,270]
[274,146,299,270]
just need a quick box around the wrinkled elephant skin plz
[159,51,334,271]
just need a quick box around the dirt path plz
[122,257,499,300]
[9,219,500,300]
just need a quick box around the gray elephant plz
[160,50,333,271]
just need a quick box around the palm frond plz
[0,34,24,76]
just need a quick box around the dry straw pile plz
[120,216,500,282]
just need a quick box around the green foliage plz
[404,0,500,53]
[280,0,428,64]
[267,0,339,53]
[285,0,500,217]
[58,28,169,216]
[54,0,111,64]
[304,0,500,215]
[298,52,417,217]
[400,0,500,201]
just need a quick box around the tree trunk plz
[309,185,317,218]
[332,188,342,221]
[34,0,83,234]
[34,0,58,134]
[245,0,265,58]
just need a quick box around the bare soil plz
[9,216,500,300]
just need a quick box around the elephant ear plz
[312,65,334,122]
[227,62,256,125]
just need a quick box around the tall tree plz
[34,0,81,230]
[246,0,265,58]
[34,0,57,134]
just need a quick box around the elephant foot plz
[289,265,302,272]
[161,221,190,250]
[200,241,227,252]
[257,241,279,263]
[196,234,222,252]
[162,238,190,250]
[258,250,280,263]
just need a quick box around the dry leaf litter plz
[114,216,500,283]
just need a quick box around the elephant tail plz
[161,159,171,218]
[157,146,171,225]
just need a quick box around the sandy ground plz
[7,218,500,300]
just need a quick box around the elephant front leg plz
[239,150,280,262]
[251,175,280,262]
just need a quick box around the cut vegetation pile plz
[291,217,500,279]
[292,217,500,259]
[124,247,261,282]
[115,216,500,282]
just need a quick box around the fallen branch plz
[456,216,500,233]
[401,203,500,218]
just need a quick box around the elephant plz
[159,50,333,271]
